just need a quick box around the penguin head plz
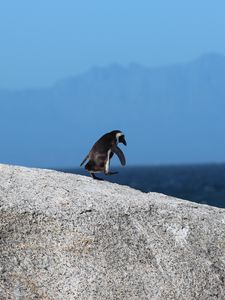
[114,131,127,146]
[118,134,127,146]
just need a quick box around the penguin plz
[80,130,127,180]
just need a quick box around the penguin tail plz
[80,155,89,167]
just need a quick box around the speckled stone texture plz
[0,164,225,300]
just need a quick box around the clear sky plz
[1,0,225,89]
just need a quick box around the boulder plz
[0,164,225,299]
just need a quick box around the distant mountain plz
[1,53,225,168]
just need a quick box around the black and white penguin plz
[80,130,127,180]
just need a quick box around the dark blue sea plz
[60,164,225,209]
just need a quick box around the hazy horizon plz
[1,53,225,167]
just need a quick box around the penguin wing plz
[80,154,89,167]
[111,145,126,166]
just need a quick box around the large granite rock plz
[0,164,225,299]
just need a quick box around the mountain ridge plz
[1,52,224,92]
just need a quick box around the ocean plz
[61,163,225,209]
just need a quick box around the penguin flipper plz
[80,155,89,167]
[111,145,126,166]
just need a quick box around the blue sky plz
[1,0,225,89]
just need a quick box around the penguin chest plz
[105,149,111,173]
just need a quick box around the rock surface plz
[0,164,225,300]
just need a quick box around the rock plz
[0,163,225,300]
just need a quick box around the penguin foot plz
[90,173,104,181]
[105,171,119,176]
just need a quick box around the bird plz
[80,130,127,180]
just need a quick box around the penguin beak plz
[120,136,127,146]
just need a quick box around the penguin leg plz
[105,171,119,176]
[90,172,104,181]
